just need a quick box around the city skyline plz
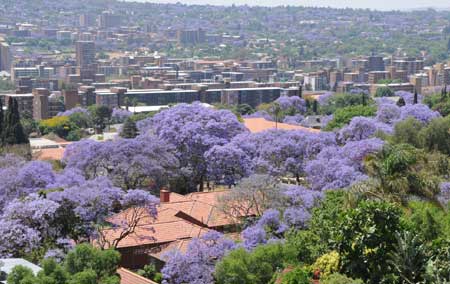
[131,0,450,11]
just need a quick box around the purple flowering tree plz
[149,103,247,191]
[399,104,440,124]
[305,138,384,191]
[205,144,253,187]
[0,159,55,209]
[57,107,90,117]
[111,108,132,123]
[229,130,336,182]
[376,103,401,124]
[47,177,124,240]
[0,220,41,257]
[438,182,450,206]
[274,95,307,114]
[338,116,392,142]
[395,91,423,105]
[162,231,236,284]
[240,185,323,250]
[63,135,179,190]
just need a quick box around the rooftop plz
[243,117,320,133]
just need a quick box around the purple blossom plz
[2,195,60,239]
[205,144,253,187]
[283,207,311,228]
[395,91,423,105]
[338,117,392,142]
[0,160,55,209]
[241,225,267,250]
[399,104,440,124]
[242,110,273,121]
[0,220,41,257]
[47,177,123,232]
[121,190,159,221]
[57,107,89,117]
[376,103,401,124]
[282,184,323,209]
[148,103,247,191]
[305,138,382,191]
[111,108,132,123]
[162,231,236,284]
[317,92,333,106]
[63,135,179,190]
[306,157,367,191]
[438,182,450,206]
[275,96,307,113]
[283,114,305,125]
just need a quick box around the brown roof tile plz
[243,117,320,133]
[117,267,158,284]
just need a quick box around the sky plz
[130,0,450,11]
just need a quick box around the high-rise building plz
[0,41,12,72]
[177,29,206,45]
[79,14,96,28]
[76,41,95,68]
[98,12,121,29]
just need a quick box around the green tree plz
[120,118,138,139]
[2,98,29,145]
[391,117,424,148]
[387,231,428,284]
[6,265,34,284]
[215,243,296,284]
[320,273,364,284]
[67,270,97,284]
[276,266,310,284]
[90,106,112,133]
[234,104,255,115]
[365,143,441,204]
[325,105,376,130]
[336,201,403,284]
[375,86,394,97]
[419,116,450,155]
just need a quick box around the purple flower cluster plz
[111,108,132,123]
[438,182,450,206]
[63,135,179,190]
[57,107,89,117]
[399,104,440,124]
[317,92,333,106]
[283,114,305,125]
[275,95,307,113]
[306,138,384,191]
[395,91,423,105]
[338,116,393,142]
[162,231,236,284]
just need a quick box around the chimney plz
[160,188,171,203]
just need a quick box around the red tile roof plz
[117,267,158,284]
[103,190,245,249]
[33,148,65,161]
[243,117,320,133]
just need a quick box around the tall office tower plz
[0,41,12,72]
[76,41,95,68]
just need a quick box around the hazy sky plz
[131,0,450,11]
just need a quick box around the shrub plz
[312,251,340,277]
[321,273,364,284]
